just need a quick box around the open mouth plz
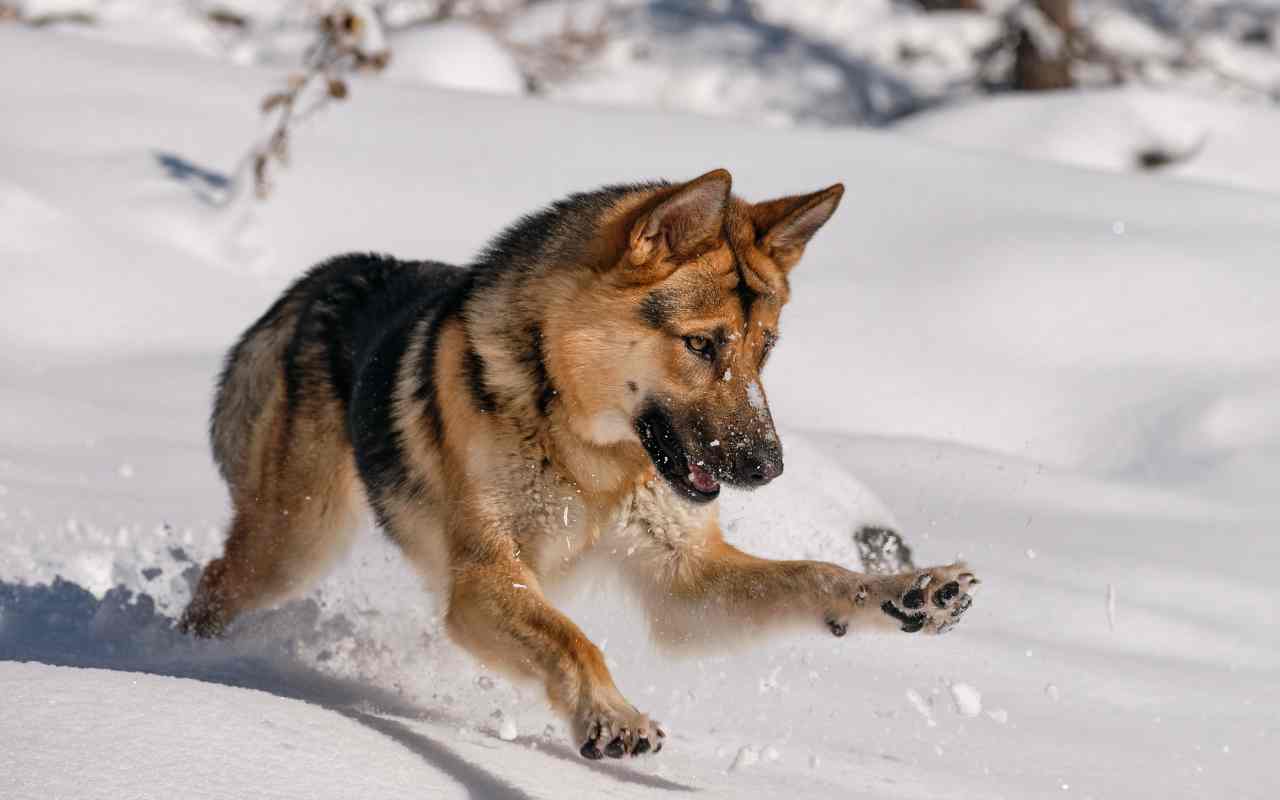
[634,405,720,503]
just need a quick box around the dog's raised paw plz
[879,565,980,634]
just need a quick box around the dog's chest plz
[528,494,595,572]
[520,465,714,575]
[519,468,620,574]
[622,478,715,550]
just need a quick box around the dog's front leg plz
[445,550,663,759]
[629,527,979,644]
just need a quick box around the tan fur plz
[209,296,301,487]
[181,169,980,758]
[186,379,364,633]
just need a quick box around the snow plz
[948,682,982,718]
[1088,9,1180,62]
[897,87,1280,195]
[729,744,760,771]
[2,19,1280,800]
[384,21,525,95]
[0,661,466,800]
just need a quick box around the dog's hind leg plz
[180,392,362,638]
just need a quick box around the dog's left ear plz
[629,168,732,265]
[753,183,845,266]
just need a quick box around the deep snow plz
[2,24,1279,800]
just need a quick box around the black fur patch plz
[463,341,498,414]
[519,323,558,417]
[288,257,388,406]
[348,310,414,501]
[729,253,760,327]
[344,259,468,505]
[640,290,674,330]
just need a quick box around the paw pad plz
[880,567,979,634]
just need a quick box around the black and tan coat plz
[181,169,980,759]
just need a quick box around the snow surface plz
[898,86,1280,194]
[383,21,526,95]
[3,24,1279,800]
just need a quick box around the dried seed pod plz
[260,92,289,113]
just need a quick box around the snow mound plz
[0,661,468,800]
[385,22,525,95]
[896,87,1280,195]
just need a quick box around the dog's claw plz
[605,736,626,758]
[580,717,662,759]
[580,722,605,759]
[902,588,926,609]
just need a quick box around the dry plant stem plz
[237,9,385,201]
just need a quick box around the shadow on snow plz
[0,577,694,796]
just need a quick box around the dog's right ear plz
[629,169,732,265]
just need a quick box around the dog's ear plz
[629,169,732,265]
[753,183,844,267]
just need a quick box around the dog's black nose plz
[737,448,783,487]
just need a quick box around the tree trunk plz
[1014,0,1074,91]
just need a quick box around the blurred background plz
[9,0,1280,166]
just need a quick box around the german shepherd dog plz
[180,169,979,759]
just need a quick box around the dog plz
[179,168,980,759]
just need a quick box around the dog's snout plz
[737,447,783,487]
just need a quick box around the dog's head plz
[549,169,843,503]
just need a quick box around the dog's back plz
[209,254,464,495]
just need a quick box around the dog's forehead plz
[651,252,782,337]
[650,263,741,320]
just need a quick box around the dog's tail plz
[209,291,300,490]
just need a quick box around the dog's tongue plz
[688,463,720,493]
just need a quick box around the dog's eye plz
[684,335,715,360]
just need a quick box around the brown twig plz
[242,6,388,200]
